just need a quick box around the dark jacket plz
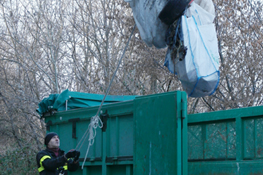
[36,148,79,175]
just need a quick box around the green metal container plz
[43,90,263,175]
[188,106,263,175]
[43,91,187,175]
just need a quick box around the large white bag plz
[124,0,169,48]
[125,0,215,49]
[175,2,220,97]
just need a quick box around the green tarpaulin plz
[37,89,137,117]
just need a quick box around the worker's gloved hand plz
[73,150,80,162]
[65,149,78,159]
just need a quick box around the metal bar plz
[226,122,229,159]
[106,161,133,165]
[126,165,132,175]
[243,119,247,159]
[82,166,88,175]
[91,133,96,160]
[116,116,119,158]
[106,156,133,162]
[181,91,188,175]
[102,132,107,175]
[176,91,182,175]
[79,157,102,162]
[188,106,263,123]
[107,118,111,157]
[236,117,243,161]
[254,119,257,158]
[188,158,236,162]
[202,124,207,159]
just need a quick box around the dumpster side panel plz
[45,101,134,175]
[134,91,183,175]
[188,106,263,175]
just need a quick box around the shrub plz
[0,145,39,175]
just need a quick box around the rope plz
[74,24,136,169]
[80,116,103,169]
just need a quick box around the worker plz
[36,132,80,175]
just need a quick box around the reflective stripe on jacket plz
[38,155,51,172]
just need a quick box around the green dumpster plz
[42,91,187,175]
[41,90,263,174]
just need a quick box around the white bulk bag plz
[176,2,220,97]
[124,0,215,49]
